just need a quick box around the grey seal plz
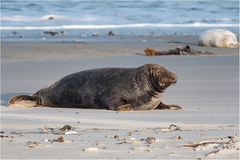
[8,64,181,111]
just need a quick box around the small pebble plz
[146,137,156,144]
[128,132,132,136]
[114,135,119,139]
[176,136,183,140]
[130,137,136,141]
[108,31,116,36]
[48,16,54,20]
[57,136,64,142]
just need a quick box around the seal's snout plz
[171,73,177,84]
[171,77,177,84]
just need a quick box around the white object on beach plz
[83,147,100,153]
[64,131,78,135]
[199,29,239,48]
[130,137,136,141]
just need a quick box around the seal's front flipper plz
[155,102,182,110]
[8,95,41,107]
[106,97,131,111]
[115,104,133,112]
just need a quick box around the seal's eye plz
[157,70,164,74]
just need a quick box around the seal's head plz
[222,36,239,48]
[141,64,177,92]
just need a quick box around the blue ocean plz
[1,0,239,39]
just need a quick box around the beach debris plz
[108,31,116,36]
[183,136,239,158]
[145,137,156,144]
[59,125,77,134]
[83,147,100,153]
[114,135,119,139]
[12,31,18,36]
[176,135,183,140]
[26,141,39,148]
[105,134,119,139]
[48,16,54,20]
[0,135,14,138]
[60,125,73,131]
[43,31,59,36]
[56,136,64,142]
[169,124,182,131]
[44,136,64,143]
[92,128,100,131]
[183,140,227,148]
[10,131,24,136]
[39,125,76,135]
[144,45,215,56]
[41,126,54,134]
[132,146,150,152]
[64,131,78,135]
[117,140,128,144]
[130,137,136,141]
[11,31,23,38]
[168,152,178,156]
[92,32,100,37]
[60,30,65,34]
[161,124,182,132]
[52,136,65,143]
[106,134,130,144]
[127,132,132,136]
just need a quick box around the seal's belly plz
[134,94,162,110]
[135,99,161,110]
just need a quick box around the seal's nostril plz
[172,77,177,83]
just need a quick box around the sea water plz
[1,0,239,40]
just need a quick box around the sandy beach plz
[1,35,239,159]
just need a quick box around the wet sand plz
[1,36,239,159]
[2,35,239,63]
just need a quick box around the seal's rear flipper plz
[155,102,182,110]
[8,95,40,107]
[115,104,133,112]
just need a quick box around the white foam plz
[1,23,238,30]
[2,15,67,22]
[1,16,32,22]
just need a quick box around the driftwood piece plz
[145,45,214,56]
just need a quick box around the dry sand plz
[1,36,239,159]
